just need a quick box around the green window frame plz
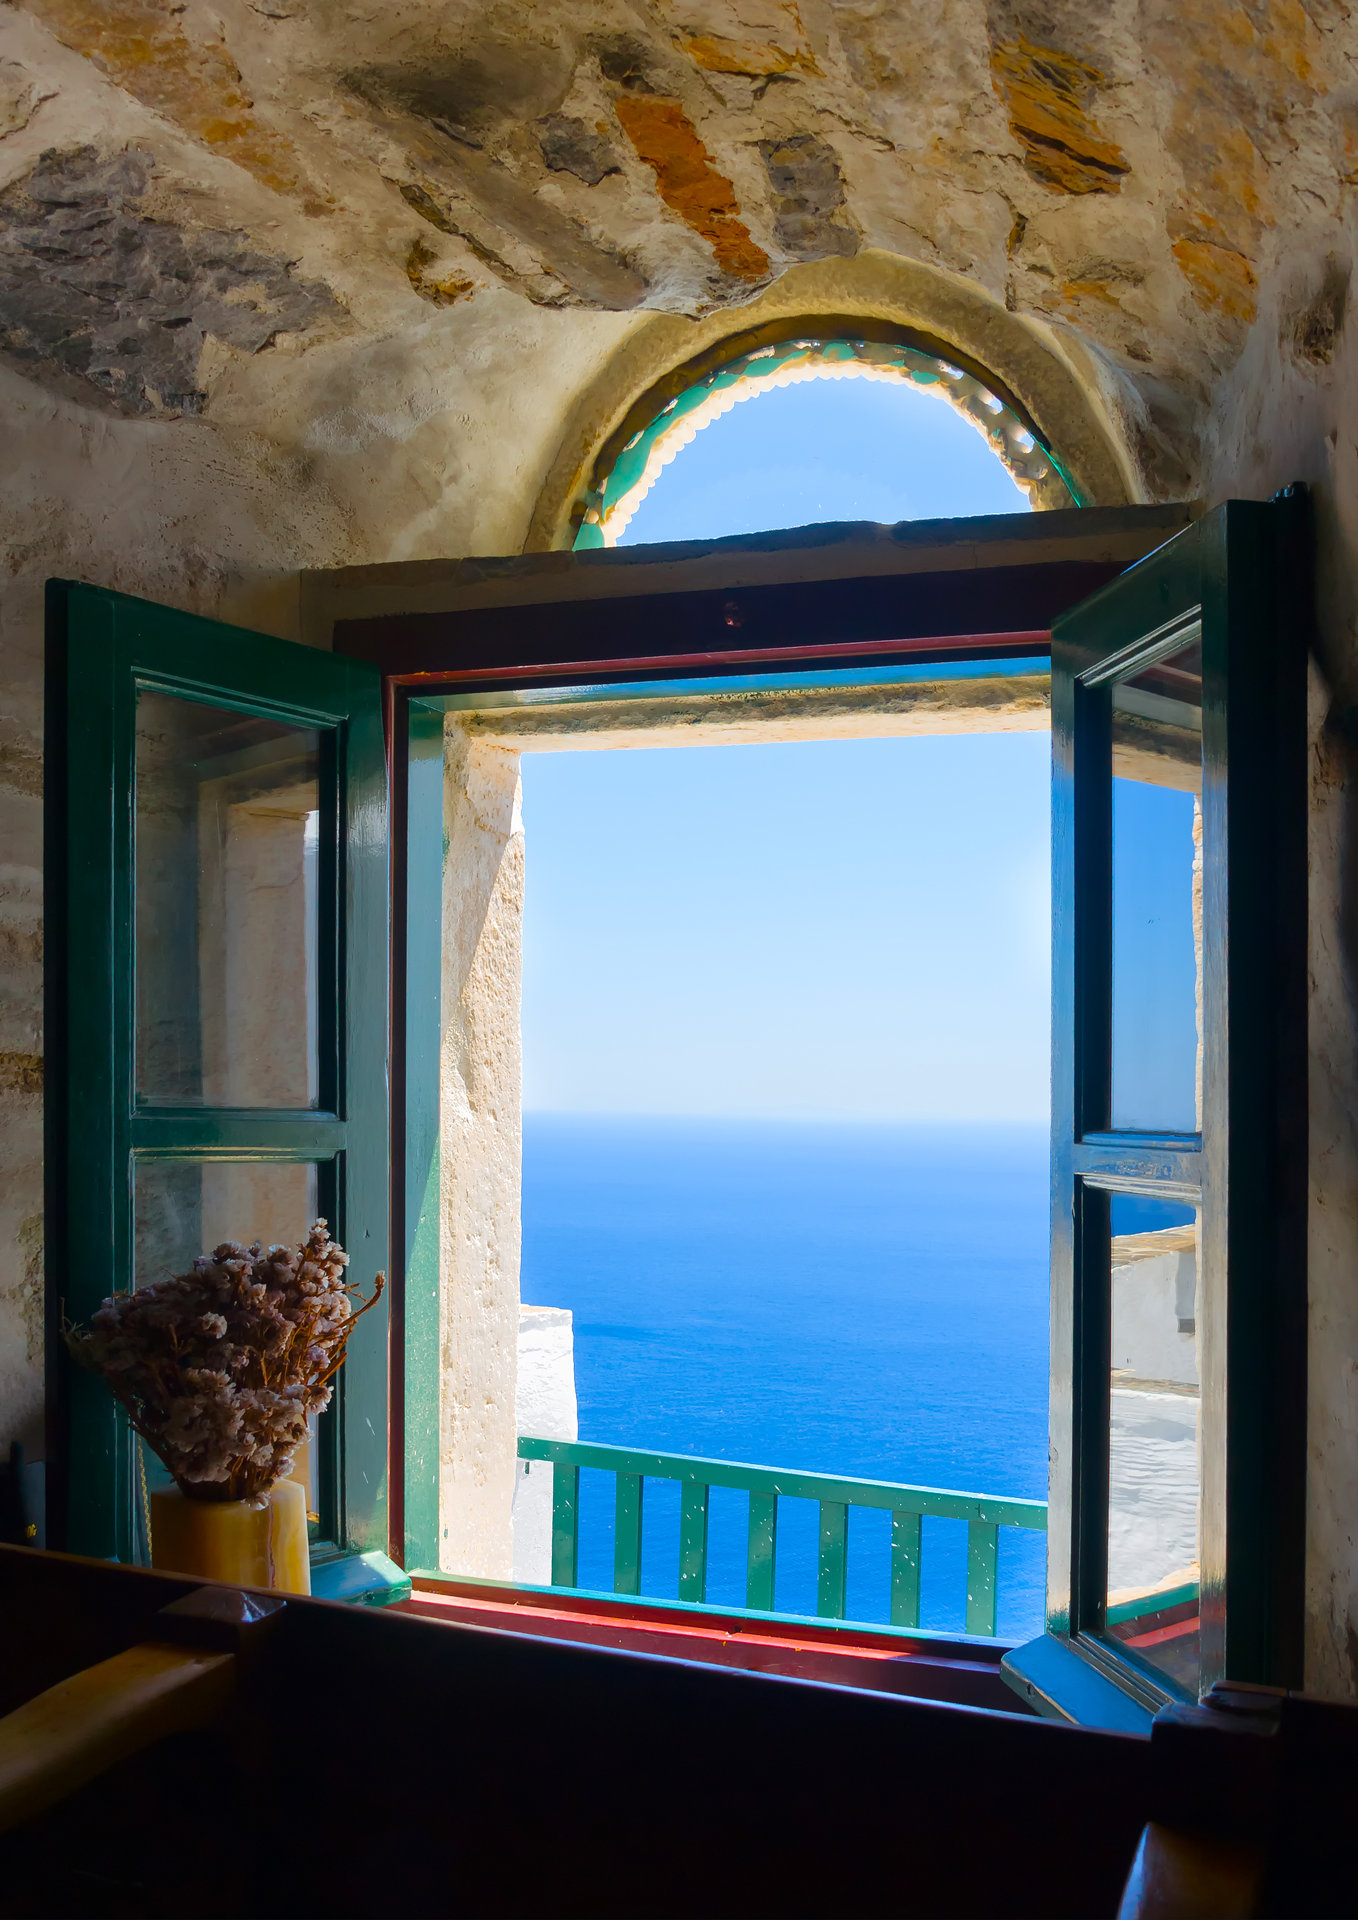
[1006,494,1310,1725]
[44,582,405,1603]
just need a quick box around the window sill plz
[310,1548,410,1607]
[404,1572,1030,1713]
[1001,1632,1156,1734]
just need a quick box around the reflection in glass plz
[133,1159,320,1291]
[1110,638,1203,1133]
[135,691,321,1108]
[293,1409,322,1529]
[132,1159,321,1562]
[1105,1193,1200,1694]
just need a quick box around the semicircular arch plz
[526,251,1142,553]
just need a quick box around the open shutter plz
[45,582,399,1600]
[1008,494,1309,1725]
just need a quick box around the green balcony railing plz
[517,1436,1046,1636]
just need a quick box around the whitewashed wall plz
[512,1305,579,1586]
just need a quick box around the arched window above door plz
[572,327,1081,549]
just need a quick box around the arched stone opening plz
[571,325,1078,548]
[526,252,1144,552]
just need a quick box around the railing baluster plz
[890,1509,922,1627]
[679,1480,709,1602]
[551,1461,580,1588]
[614,1472,643,1595]
[817,1501,848,1618]
[746,1491,778,1611]
[519,1435,1046,1628]
[965,1521,999,1636]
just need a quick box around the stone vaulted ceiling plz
[0,0,1355,493]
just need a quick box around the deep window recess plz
[371,506,1185,1612]
[47,501,1238,1682]
[330,506,1175,1586]
[44,582,402,1604]
[396,650,1056,1594]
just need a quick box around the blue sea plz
[520,1116,1050,1641]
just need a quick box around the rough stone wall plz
[2,0,1358,1691]
[1,2,1355,481]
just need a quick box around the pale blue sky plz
[521,376,1048,1121]
[621,376,1028,540]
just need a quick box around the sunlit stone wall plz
[438,727,525,1578]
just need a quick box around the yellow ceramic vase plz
[149,1479,311,1595]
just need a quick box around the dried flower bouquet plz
[66,1221,384,1504]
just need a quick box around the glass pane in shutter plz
[133,1158,321,1287]
[132,1158,323,1560]
[135,690,321,1108]
[1109,639,1203,1133]
[1105,1191,1201,1694]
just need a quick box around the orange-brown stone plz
[22,0,328,213]
[1145,0,1325,334]
[989,38,1129,195]
[614,94,769,280]
[0,1053,42,1096]
[675,32,819,78]
[1170,237,1259,323]
[405,238,476,308]
[1059,278,1128,312]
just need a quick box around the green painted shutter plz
[1041,494,1308,1710]
[45,582,398,1596]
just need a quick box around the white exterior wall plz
[1108,1389,1200,1599]
[512,1304,579,1586]
[1108,1236,1201,1601]
[1111,1249,1199,1389]
[437,727,524,1578]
